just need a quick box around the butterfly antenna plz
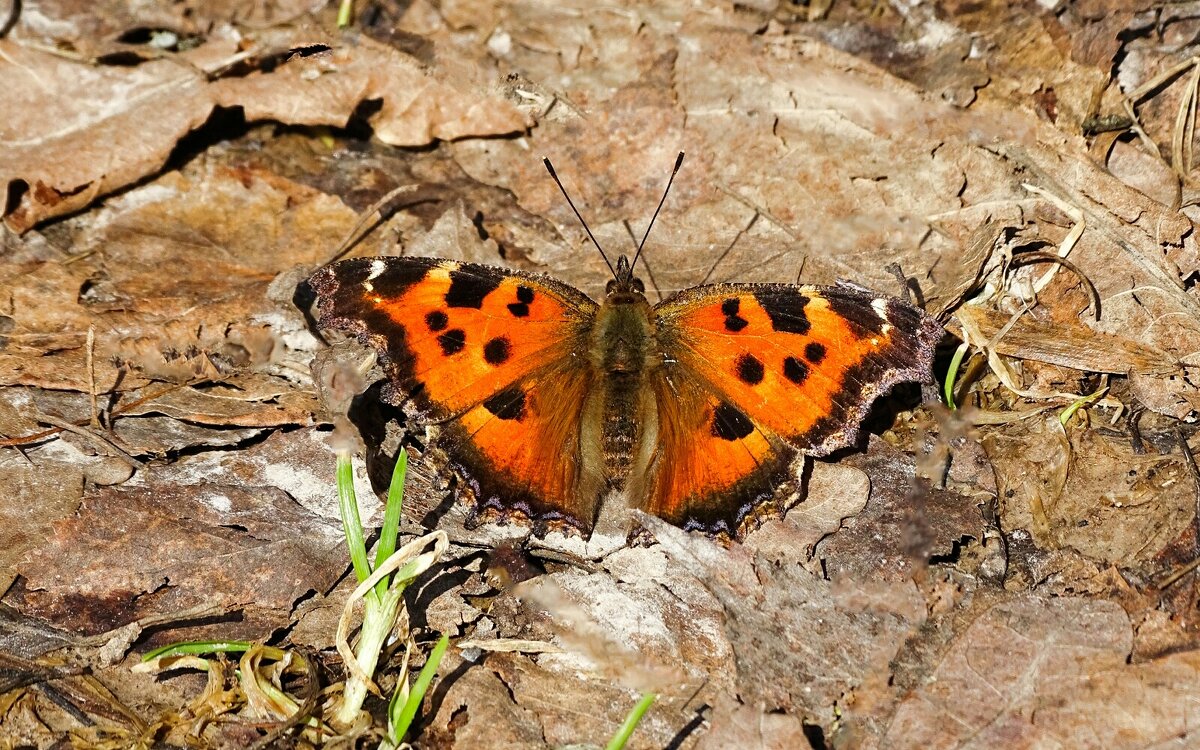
[543,157,617,279]
[630,151,685,275]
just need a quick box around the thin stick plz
[35,414,143,468]
[543,158,616,279]
[319,184,421,270]
[86,326,100,428]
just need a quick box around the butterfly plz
[308,154,943,538]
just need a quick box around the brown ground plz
[2,1,1200,748]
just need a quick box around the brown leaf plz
[0,41,211,232]
[954,304,1179,376]
[985,421,1196,566]
[210,36,530,147]
[115,375,319,428]
[884,596,1200,749]
[644,515,925,721]
[746,461,871,561]
[419,653,548,749]
[15,482,344,638]
[818,437,988,583]
[0,462,83,594]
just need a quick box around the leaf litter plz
[2,0,1200,748]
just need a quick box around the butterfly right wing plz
[643,365,800,535]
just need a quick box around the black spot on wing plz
[483,336,511,365]
[437,329,466,356]
[711,402,754,441]
[721,298,749,332]
[736,353,765,385]
[804,341,826,364]
[445,269,501,309]
[482,387,526,421]
[425,310,448,331]
[507,285,535,317]
[753,288,811,334]
[783,356,808,384]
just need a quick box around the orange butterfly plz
[309,154,943,537]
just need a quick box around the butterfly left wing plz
[309,257,597,420]
[644,282,942,534]
[309,257,603,532]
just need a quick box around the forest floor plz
[2,0,1200,748]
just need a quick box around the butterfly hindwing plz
[644,370,798,535]
[440,364,598,531]
[654,283,942,458]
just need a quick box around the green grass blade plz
[389,632,451,742]
[944,341,969,410]
[336,0,353,27]
[141,640,254,661]
[336,452,372,591]
[605,692,657,750]
[373,450,408,599]
[1060,386,1108,426]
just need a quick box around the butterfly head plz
[605,254,646,302]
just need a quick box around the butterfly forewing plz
[310,257,597,419]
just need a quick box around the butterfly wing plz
[646,282,942,533]
[309,257,600,530]
[645,369,799,534]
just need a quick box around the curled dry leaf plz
[1,30,529,231]
[954,304,1179,377]
[210,36,530,148]
[0,40,211,232]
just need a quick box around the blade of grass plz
[141,640,254,661]
[372,450,408,600]
[1059,386,1108,426]
[944,341,969,410]
[337,452,373,595]
[336,0,354,28]
[605,692,657,750]
[387,633,451,744]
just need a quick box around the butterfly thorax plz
[586,271,660,494]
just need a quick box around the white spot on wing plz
[367,259,387,280]
[871,298,889,320]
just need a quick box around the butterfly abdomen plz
[584,292,661,495]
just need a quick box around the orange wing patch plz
[443,366,597,531]
[656,284,941,456]
[644,373,796,535]
[310,257,597,419]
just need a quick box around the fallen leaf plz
[15,482,345,639]
[884,596,1200,749]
